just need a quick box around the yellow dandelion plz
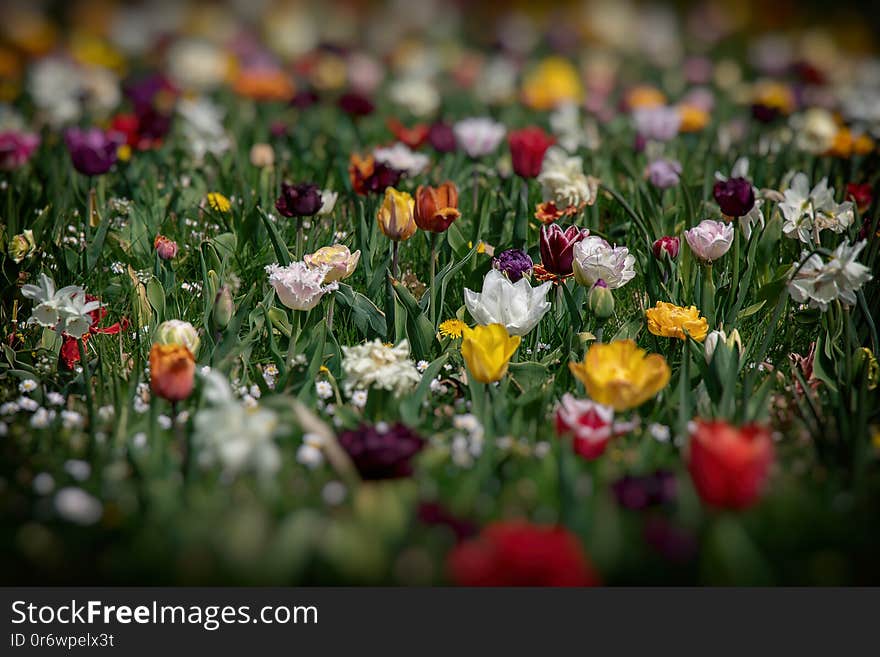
[207,192,231,213]
[117,144,132,162]
[439,318,467,339]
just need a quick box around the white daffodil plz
[572,236,637,289]
[193,370,281,479]
[59,292,103,339]
[21,274,100,337]
[788,240,873,311]
[779,172,854,243]
[464,269,552,336]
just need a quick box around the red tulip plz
[387,118,430,149]
[508,126,554,179]
[447,521,600,586]
[687,419,774,509]
[846,183,873,214]
[652,236,680,260]
[414,182,461,232]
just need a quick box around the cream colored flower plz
[341,339,422,397]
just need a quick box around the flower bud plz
[652,236,680,260]
[8,229,35,263]
[154,234,178,260]
[155,319,200,356]
[587,280,615,319]
[213,286,234,329]
[149,343,195,402]
[704,328,742,363]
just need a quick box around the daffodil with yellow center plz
[461,324,521,384]
[569,340,670,411]
[377,187,417,242]
[646,302,709,342]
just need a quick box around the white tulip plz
[464,269,552,336]
[572,236,636,289]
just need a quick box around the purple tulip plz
[428,122,457,153]
[492,248,533,282]
[65,127,122,176]
[611,470,677,510]
[713,177,755,217]
[338,422,425,480]
[275,182,323,217]
[338,92,375,117]
[539,224,589,276]
[646,158,682,189]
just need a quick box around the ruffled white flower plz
[373,142,429,176]
[571,236,636,289]
[714,157,765,239]
[266,261,338,311]
[21,274,101,338]
[341,339,421,397]
[464,269,552,336]
[779,173,854,243]
[453,117,506,158]
[177,97,231,162]
[549,102,601,152]
[791,108,838,154]
[537,147,599,209]
[788,240,873,311]
[193,370,281,479]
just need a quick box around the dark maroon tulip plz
[291,89,319,109]
[611,470,677,510]
[275,182,323,217]
[337,422,425,480]
[417,502,477,540]
[713,177,755,217]
[643,517,698,563]
[65,127,122,176]
[428,122,457,153]
[652,236,680,260]
[492,248,533,282]
[508,126,555,179]
[539,224,589,276]
[338,92,375,117]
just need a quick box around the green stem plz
[296,216,304,259]
[429,233,437,328]
[78,339,97,452]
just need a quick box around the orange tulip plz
[414,182,461,233]
[149,344,196,402]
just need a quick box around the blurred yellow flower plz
[751,80,795,116]
[207,192,231,213]
[439,318,467,339]
[569,339,670,411]
[678,104,710,133]
[461,324,520,383]
[624,85,666,110]
[646,301,709,342]
[377,187,417,241]
[521,56,583,111]
[116,144,131,162]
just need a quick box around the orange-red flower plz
[233,68,295,101]
[348,153,402,195]
[414,182,461,233]
[149,344,196,402]
[387,118,430,148]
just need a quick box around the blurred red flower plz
[508,126,554,179]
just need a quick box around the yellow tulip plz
[569,340,670,411]
[461,324,521,384]
[646,301,709,342]
[377,187,417,241]
[304,244,361,283]
[677,104,710,133]
[521,56,583,111]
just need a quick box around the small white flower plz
[648,423,671,442]
[54,487,102,526]
[60,410,84,429]
[373,142,430,176]
[416,360,429,373]
[350,390,368,408]
[64,459,91,481]
[297,444,324,469]
[315,380,334,400]
[46,392,65,406]
[33,472,54,495]
[19,379,38,393]
[322,481,347,505]
[18,397,39,412]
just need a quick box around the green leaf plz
[146,278,165,322]
[391,277,435,360]
[258,207,291,266]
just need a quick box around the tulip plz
[376,187,417,242]
[572,236,636,289]
[337,92,375,117]
[275,182,322,217]
[65,127,122,176]
[646,158,682,189]
[7,229,36,263]
[266,261,338,311]
[587,280,615,319]
[521,56,583,111]
[149,344,196,402]
[646,301,709,342]
[304,244,361,283]
[539,224,589,277]
[492,248,533,282]
[569,340,670,411]
[704,328,742,363]
[684,219,734,263]
[555,393,616,460]
[348,153,403,195]
[453,117,506,158]
[461,324,521,383]
[428,121,457,153]
[652,236,680,260]
[0,131,40,170]
[464,269,551,336]
[687,419,774,509]
[249,143,275,168]
[846,183,872,214]
[213,286,234,330]
[414,182,461,233]
[713,177,755,217]
[508,126,555,179]
[155,319,201,356]
[154,234,178,260]
[337,422,425,480]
